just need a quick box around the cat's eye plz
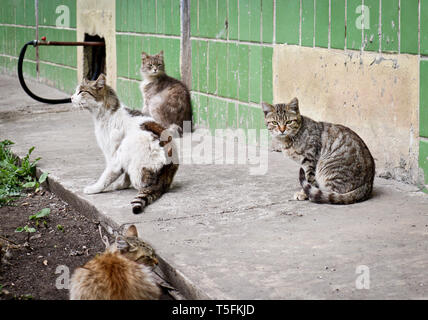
[286,120,294,125]
[271,121,278,125]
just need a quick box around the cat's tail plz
[299,168,372,205]
[131,163,179,214]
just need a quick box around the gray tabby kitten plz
[262,98,375,204]
[140,51,192,135]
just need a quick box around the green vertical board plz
[208,96,218,130]
[117,35,129,78]
[249,45,261,103]
[171,0,181,36]
[199,41,208,93]
[191,40,199,91]
[190,0,198,36]
[216,99,227,129]
[165,0,173,35]
[191,93,199,125]
[315,0,329,48]
[330,0,345,49]
[420,61,428,138]
[249,0,261,42]
[199,0,208,37]
[261,46,273,103]
[229,0,239,40]
[381,0,398,53]
[346,0,362,50]
[156,0,166,34]
[301,0,314,47]
[363,0,379,52]
[228,43,239,99]
[217,0,228,39]
[208,41,217,94]
[199,94,208,125]
[238,44,249,102]
[25,0,36,26]
[276,0,300,44]
[217,42,228,97]
[16,0,25,25]
[419,140,428,188]
[400,0,418,54]
[239,0,251,41]
[147,0,156,33]
[238,104,249,134]
[207,0,217,38]
[262,0,273,43]
[117,0,128,31]
[228,102,237,128]
[421,0,428,55]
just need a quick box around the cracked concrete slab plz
[1,74,428,299]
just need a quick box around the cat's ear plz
[287,97,299,114]
[157,50,164,60]
[125,225,138,238]
[94,73,106,89]
[81,77,88,85]
[261,102,275,116]
[141,51,149,60]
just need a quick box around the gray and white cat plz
[262,98,375,204]
[140,51,192,136]
[71,74,178,214]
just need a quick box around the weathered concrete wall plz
[76,0,116,89]
[273,45,420,184]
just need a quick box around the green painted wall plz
[0,0,77,94]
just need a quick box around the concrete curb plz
[34,166,210,300]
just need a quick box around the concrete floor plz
[1,74,428,299]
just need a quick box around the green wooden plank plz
[227,102,237,128]
[191,40,199,91]
[116,34,129,78]
[249,45,261,103]
[363,0,379,52]
[228,0,239,40]
[172,0,181,36]
[199,40,208,93]
[238,44,249,102]
[238,103,249,134]
[400,0,418,54]
[217,42,228,97]
[147,0,156,33]
[276,0,300,45]
[199,0,208,37]
[315,0,329,48]
[156,0,166,34]
[301,0,314,47]
[420,61,428,138]
[208,41,217,94]
[421,0,428,56]
[346,0,362,50]
[208,96,218,130]
[261,0,273,43]
[217,0,228,39]
[381,0,398,53]
[249,0,261,42]
[198,94,208,125]
[164,0,173,35]
[190,0,198,36]
[207,0,217,38]
[239,0,251,41]
[227,43,239,98]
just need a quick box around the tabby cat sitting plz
[262,98,375,204]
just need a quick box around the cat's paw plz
[294,190,308,201]
[83,185,102,194]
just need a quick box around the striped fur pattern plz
[70,225,161,300]
[262,98,375,205]
[71,74,178,214]
[140,51,193,136]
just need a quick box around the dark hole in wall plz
[83,34,106,80]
